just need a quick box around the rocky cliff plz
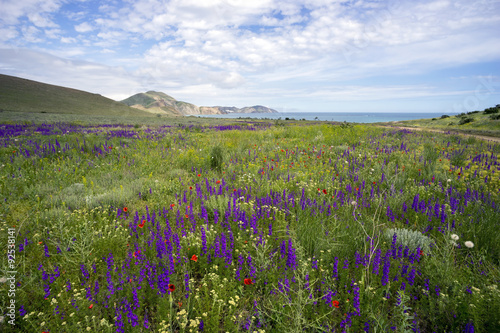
[121,91,278,116]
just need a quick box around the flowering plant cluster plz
[1,120,499,332]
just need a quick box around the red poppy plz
[373,182,376,185]
[189,186,192,190]
[185,214,189,219]
[420,250,424,257]
[197,174,201,177]
[332,300,340,308]
[89,304,94,309]
[168,284,175,292]
[170,203,175,208]
[216,180,220,184]
[244,278,253,285]
[123,207,128,213]
[191,254,198,262]
[138,220,145,228]
[322,189,327,194]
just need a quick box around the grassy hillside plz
[0,74,152,117]
[383,105,500,137]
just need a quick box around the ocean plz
[197,112,457,123]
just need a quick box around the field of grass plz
[381,105,500,138]
[1,118,500,332]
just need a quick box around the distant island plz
[121,91,278,116]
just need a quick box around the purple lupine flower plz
[143,309,150,329]
[286,238,297,270]
[248,254,256,278]
[332,257,339,279]
[391,232,398,258]
[19,305,27,317]
[66,280,72,291]
[43,283,50,298]
[353,284,360,315]
[280,240,287,259]
[115,309,124,333]
[343,257,349,270]
[407,267,416,286]
[235,254,245,281]
[44,244,50,257]
[132,287,140,309]
[381,252,390,286]
[464,321,475,333]
[435,285,440,297]
[312,257,318,270]
[80,264,90,285]
[372,249,381,275]
[94,280,100,299]
[201,226,207,255]
[184,271,190,299]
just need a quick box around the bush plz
[490,114,500,120]
[384,228,433,253]
[484,107,499,114]
[458,117,474,125]
[440,115,450,119]
[209,145,224,170]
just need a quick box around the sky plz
[1,0,499,113]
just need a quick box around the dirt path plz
[377,125,500,143]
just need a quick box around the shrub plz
[209,145,224,170]
[440,115,449,119]
[384,228,433,253]
[484,107,499,114]
[490,114,500,120]
[458,117,474,125]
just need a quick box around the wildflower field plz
[1,120,500,332]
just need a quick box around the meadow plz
[0,119,499,332]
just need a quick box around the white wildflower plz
[465,241,474,248]
[451,234,459,241]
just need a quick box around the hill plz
[0,74,151,117]
[380,104,500,138]
[121,91,278,116]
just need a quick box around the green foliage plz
[209,145,224,170]
[459,117,474,125]
[384,228,433,252]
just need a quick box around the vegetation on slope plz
[385,104,500,137]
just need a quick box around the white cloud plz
[74,22,94,33]
[0,0,62,25]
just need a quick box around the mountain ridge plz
[121,91,278,116]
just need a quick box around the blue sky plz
[1,0,499,113]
